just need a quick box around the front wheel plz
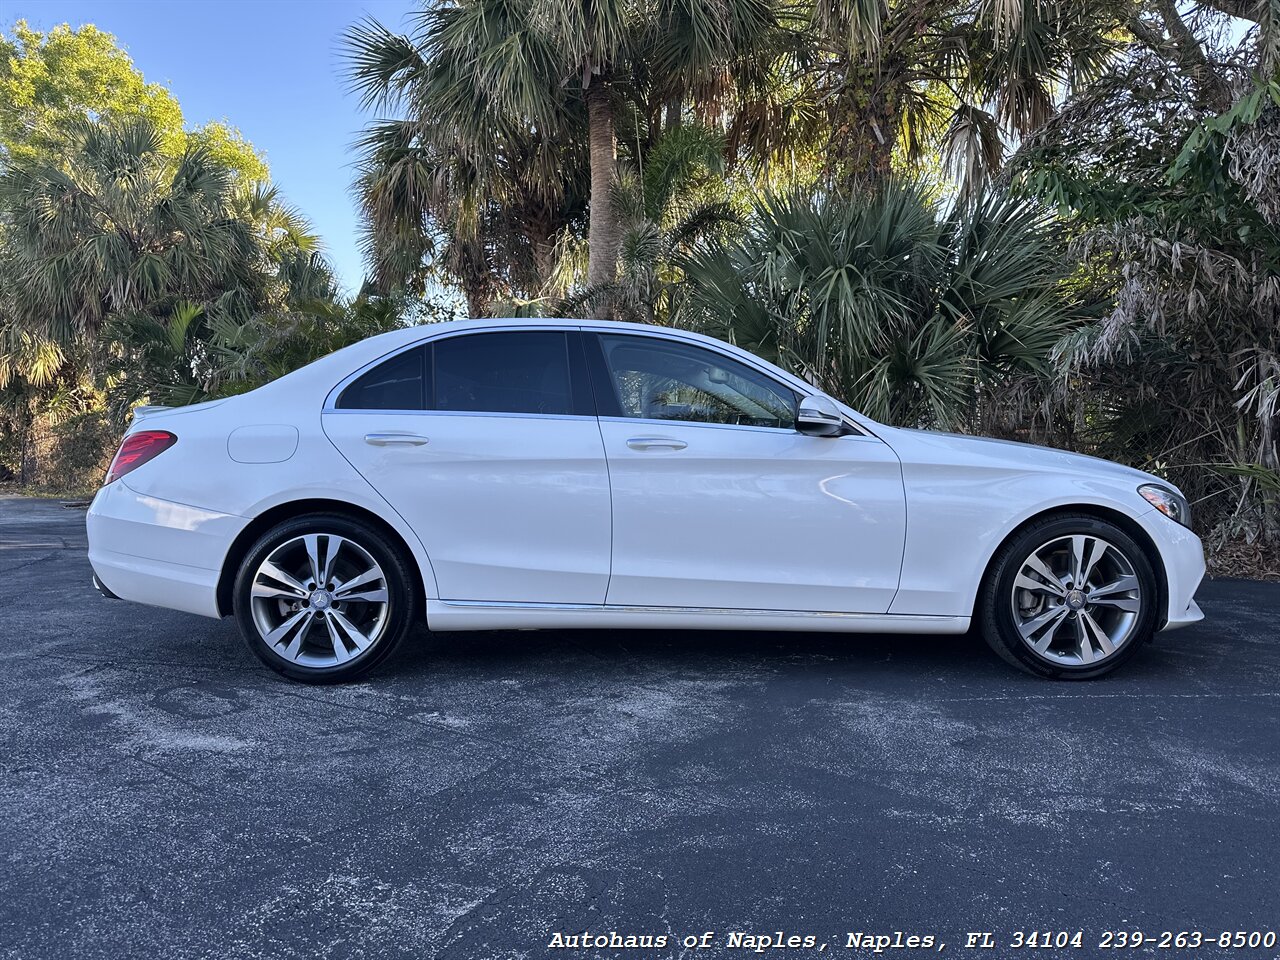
[232,514,417,683]
[978,515,1160,679]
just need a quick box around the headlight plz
[1138,483,1192,528]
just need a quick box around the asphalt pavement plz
[1,493,1278,960]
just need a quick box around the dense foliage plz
[675,184,1080,429]
[1,6,1277,571]
[343,0,1278,567]
[0,23,406,489]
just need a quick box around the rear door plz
[322,328,611,604]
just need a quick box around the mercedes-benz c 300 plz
[87,319,1204,683]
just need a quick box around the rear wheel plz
[232,514,416,683]
[978,515,1159,679]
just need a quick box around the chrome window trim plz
[598,415,793,436]
[321,321,866,438]
[323,408,597,423]
[596,414,875,439]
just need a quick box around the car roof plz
[333,316,744,365]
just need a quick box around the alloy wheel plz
[249,534,390,668]
[1010,534,1143,666]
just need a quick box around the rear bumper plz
[86,480,245,619]
[92,573,120,600]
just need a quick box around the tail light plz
[105,430,177,485]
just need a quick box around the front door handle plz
[365,432,430,446]
[626,437,688,450]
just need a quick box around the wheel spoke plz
[1018,603,1067,641]
[1073,615,1094,664]
[1074,536,1106,587]
[1030,609,1069,652]
[252,581,307,600]
[1021,554,1067,596]
[322,614,351,664]
[303,534,324,585]
[329,609,374,652]
[256,560,308,598]
[264,608,311,649]
[1081,611,1116,657]
[335,588,388,604]
[281,612,315,660]
[1088,575,1140,611]
[320,536,343,585]
[1015,573,1063,597]
[334,566,382,597]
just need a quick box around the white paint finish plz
[86,482,241,617]
[322,411,612,604]
[879,426,1207,625]
[84,316,1207,640]
[1135,507,1206,628]
[112,403,442,601]
[426,600,969,634]
[89,547,223,618]
[227,424,299,463]
[598,419,905,612]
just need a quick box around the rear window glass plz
[336,346,428,410]
[433,332,573,416]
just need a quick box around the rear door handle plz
[365,432,429,446]
[626,437,688,450]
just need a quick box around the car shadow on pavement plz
[391,625,1055,683]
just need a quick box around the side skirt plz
[426,600,970,634]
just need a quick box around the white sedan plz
[87,318,1205,683]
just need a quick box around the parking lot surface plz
[1,494,1278,959]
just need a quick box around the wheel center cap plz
[309,589,333,610]
[1066,589,1086,610]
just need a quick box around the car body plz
[87,318,1205,681]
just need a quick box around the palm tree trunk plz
[827,62,901,192]
[526,213,558,295]
[586,79,621,305]
[665,97,682,132]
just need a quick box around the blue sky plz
[8,0,421,294]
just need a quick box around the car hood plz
[876,426,1170,489]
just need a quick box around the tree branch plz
[1197,0,1263,23]
[1154,0,1233,112]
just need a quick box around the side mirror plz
[796,395,845,437]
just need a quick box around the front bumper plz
[86,480,246,619]
[1135,509,1206,631]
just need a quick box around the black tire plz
[977,514,1160,680]
[232,513,417,683]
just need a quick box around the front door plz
[323,329,611,604]
[588,332,906,613]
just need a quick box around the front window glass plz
[599,335,796,429]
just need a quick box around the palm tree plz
[344,0,784,311]
[1011,15,1280,549]
[791,0,1125,191]
[345,5,589,314]
[676,182,1078,429]
[560,124,740,322]
[0,116,339,421]
[0,117,264,349]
